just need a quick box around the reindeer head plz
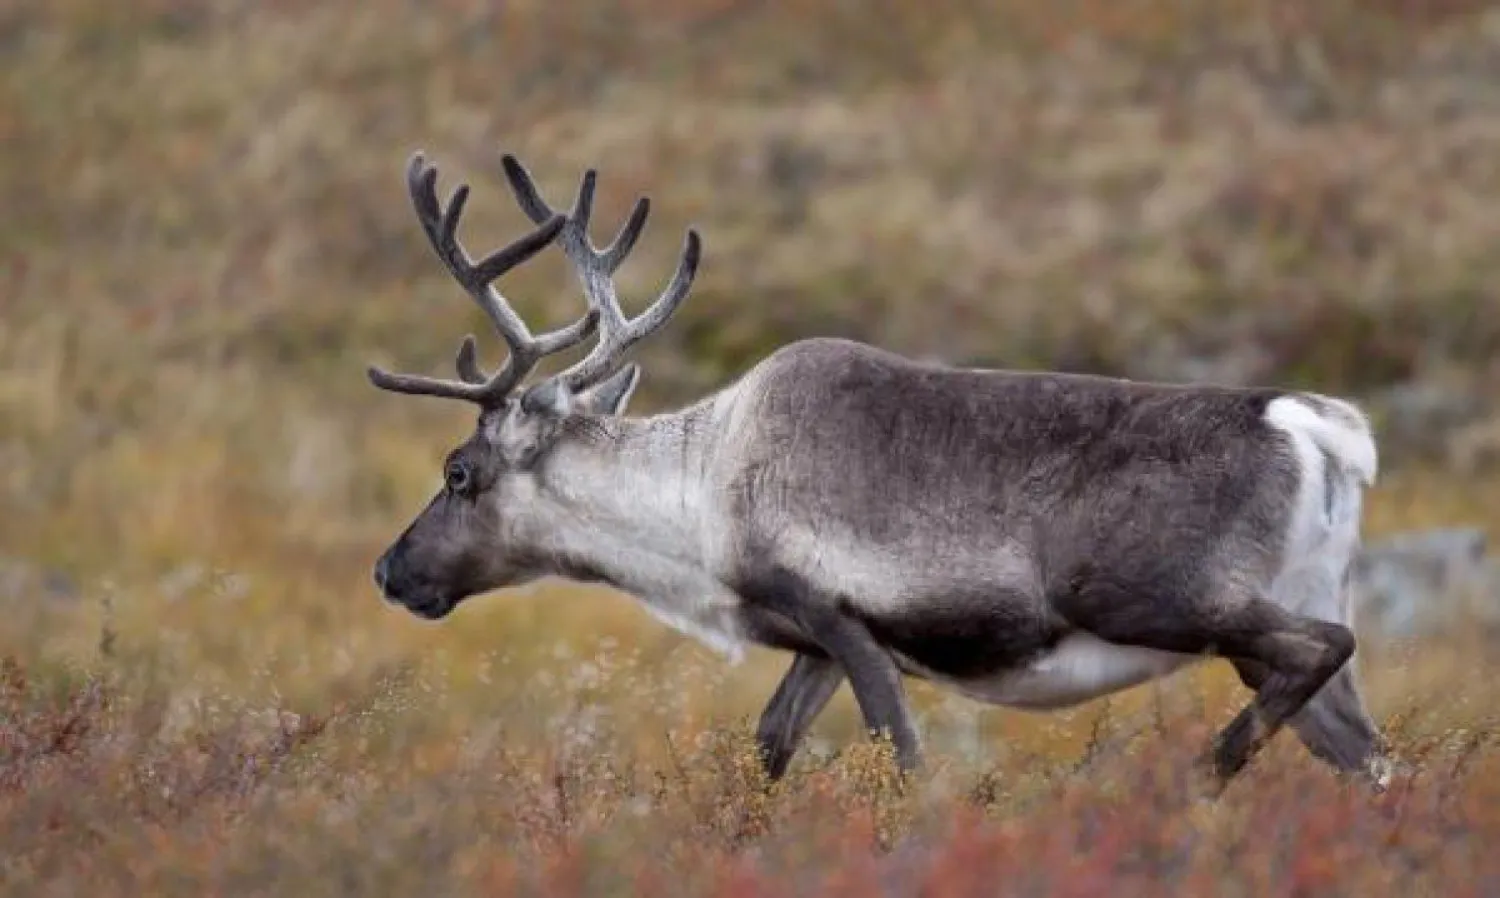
[367,152,700,619]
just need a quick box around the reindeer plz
[368,150,1393,791]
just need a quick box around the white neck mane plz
[527,403,749,660]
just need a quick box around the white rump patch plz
[1265,395,1378,486]
[1263,393,1376,624]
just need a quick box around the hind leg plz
[1292,666,1394,789]
[1264,564,1394,788]
[1059,588,1355,785]
[1235,660,1381,769]
[1235,649,1395,792]
[1203,611,1356,781]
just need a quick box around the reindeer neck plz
[535,402,723,594]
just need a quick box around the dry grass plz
[5,0,1500,894]
[4,634,1500,896]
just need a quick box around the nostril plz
[373,555,391,592]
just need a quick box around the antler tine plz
[502,154,652,277]
[499,153,698,394]
[557,228,701,391]
[366,152,600,405]
[599,198,651,274]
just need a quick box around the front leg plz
[735,566,922,774]
[756,653,845,780]
[797,604,922,773]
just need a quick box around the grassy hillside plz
[4,1,1500,894]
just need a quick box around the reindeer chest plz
[627,569,751,664]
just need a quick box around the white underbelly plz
[918,632,1200,711]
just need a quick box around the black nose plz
[373,553,391,594]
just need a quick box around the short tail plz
[1265,394,1379,487]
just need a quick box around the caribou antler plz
[500,154,701,393]
[367,152,600,406]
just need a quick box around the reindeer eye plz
[444,459,472,494]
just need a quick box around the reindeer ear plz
[576,364,641,416]
[519,379,572,418]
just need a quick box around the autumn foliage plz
[5,0,1500,894]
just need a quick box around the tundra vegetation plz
[4,1,1500,895]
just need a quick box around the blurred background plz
[4,2,1500,888]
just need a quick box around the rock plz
[0,556,79,604]
[1447,416,1500,475]
[1365,381,1485,467]
[1349,527,1499,639]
